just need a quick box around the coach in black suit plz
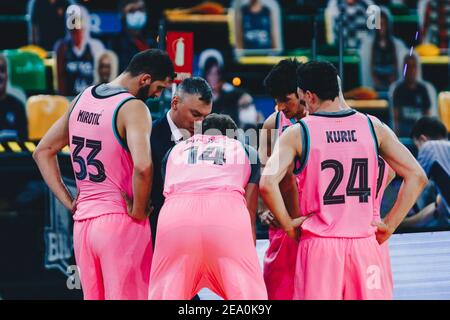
[150,77,213,247]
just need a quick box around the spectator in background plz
[234,0,282,51]
[237,91,262,129]
[199,52,261,130]
[94,50,119,84]
[55,5,105,96]
[411,117,450,219]
[359,6,408,92]
[28,0,74,51]
[327,0,374,49]
[240,0,273,49]
[213,88,260,130]
[391,53,434,136]
[112,0,157,73]
[199,49,235,114]
[0,54,28,141]
[369,7,405,91]
[401,116,450,229]
[421,0,450,49]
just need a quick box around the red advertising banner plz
[166,31,194,84]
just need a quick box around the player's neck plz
[109,74,135,94]
[313,99,344,114]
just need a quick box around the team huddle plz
[33,49,428,300]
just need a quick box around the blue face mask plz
[126,11,147,30]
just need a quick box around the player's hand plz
[285,213,314,241]
[372,220,393,245]
[259,210,280,228]
[121,192,152,221]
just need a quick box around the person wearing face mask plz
[54,5,105,96]
[237,92,260,129]
[112,0,157,73]
[33,49,175,300]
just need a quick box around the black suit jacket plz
[150,113,175,245]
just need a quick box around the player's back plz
[297,109,379,238]
[68,84,136,221]
[163,134,252,197]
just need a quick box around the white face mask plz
[239,104,258,125]
[126,11,147,30]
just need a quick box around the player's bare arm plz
[372,118,428,243]
[117,99,153,221]
[33,99,76,213]
[258,113,300,226]
[260,124,311,240]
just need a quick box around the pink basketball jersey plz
[163,134,251,196]
[276,111,302,175]
[296,110,379,238]
[276,111,295,137]
[68,86,136,221]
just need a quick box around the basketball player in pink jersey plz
[33,49,175,300]
[260,61,428,300]
[258,59,306,300]
[148,113,268,300]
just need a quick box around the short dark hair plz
[296,61,339,101]
[203,57,223,79]
[176,77,213,104]
[124,49,175,81]
[263,58,301,99]
[411,116,448,140]
[202,113,238,136]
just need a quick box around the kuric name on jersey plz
[326,130,357,143]
[77,109,102,125]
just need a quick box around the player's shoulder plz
[119,98,148,112]
[262,111,279,130]
[117,98,151,123]
[364,113,387,132]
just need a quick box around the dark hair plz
[176,77,213,104]
[202,113,238,136]
[411,116,448,140]
[124,49,175,81]
[264,58,301,99]
[203,57,223,79]
[373,7,396,64]
[296,61,339,101]
[404,53,418,65]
